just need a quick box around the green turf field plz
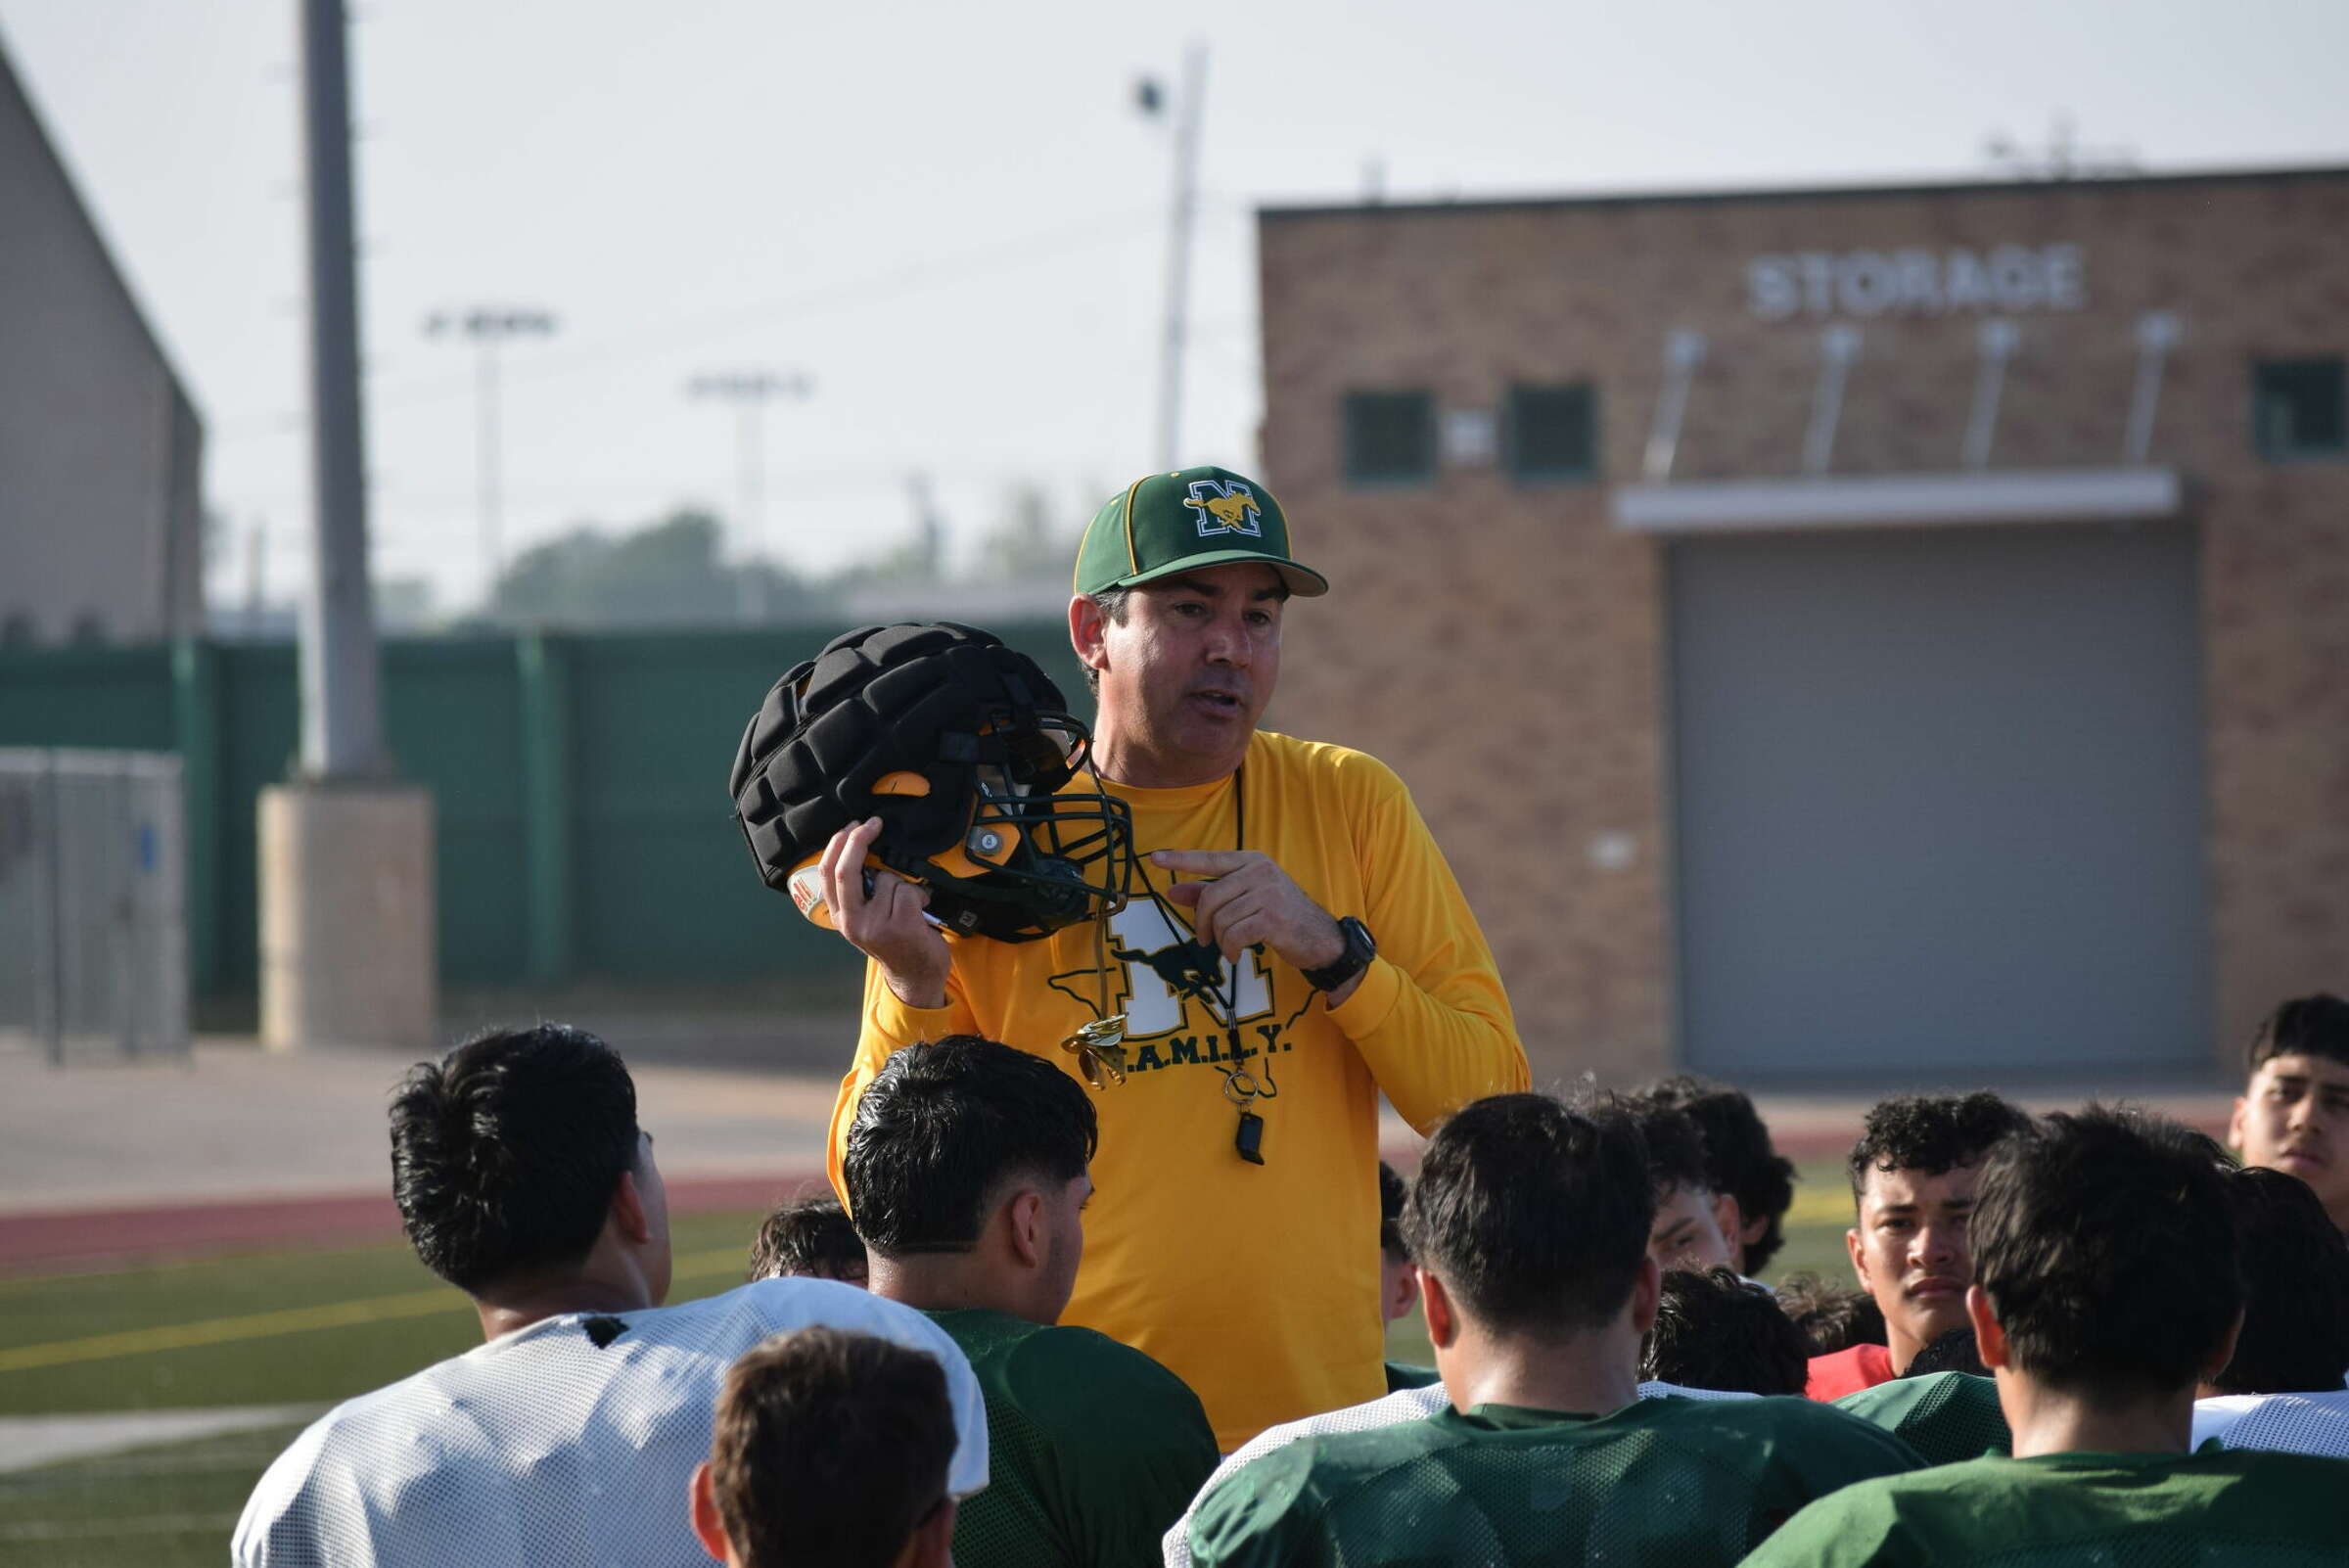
[3,1168,1862,1565]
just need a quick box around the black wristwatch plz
[1302,916,1377,993]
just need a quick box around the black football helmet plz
[729,622,1131,943]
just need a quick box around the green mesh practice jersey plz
[1835,1372,2011,1466]
[1384,1360,1442,1392]
[928,1308,1217,1568]
[1186,1394,1922,1566]
[1743,1448,2349,1567]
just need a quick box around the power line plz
[208,202,1212,443]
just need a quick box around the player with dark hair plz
[2208,1166,2349,1395]
[234,1024,987,1568]
[1777,1272,1888,1357]
[2229,992,2349,1233]
[1378,1159,1439,1392]
[1812,1091,2029,1399]
[1183,1093,1918,1567]
[1376,1160,1417,1325]
[747,1193,866,1285]
[1844,1133,2349,1470]
[1750,1106,2349,1566]
[1597,1086,1736,1270]
[689,1326,958,1568]
[2190,1164,2349,1455]
[845,1035,1216,1568]
[1640,1267,1811,1395]
[781,469,1528,1448]
[1640,1074,1799,1277]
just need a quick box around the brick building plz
[1257,166,2349,1086]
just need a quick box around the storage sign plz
[1747,245,2085,320]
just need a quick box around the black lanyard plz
[1131,766,1275,1165]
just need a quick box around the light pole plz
[687,370,811,621]
[423,305,557,607]
[262,0,435,1056]
[1135,42,1208,471]
[299,0,381,777]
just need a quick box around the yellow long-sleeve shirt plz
[827,729,1526,1450]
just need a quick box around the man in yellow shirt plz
[808,466,1527,1449]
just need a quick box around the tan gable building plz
[0,38,205,646]
[1257,167,2349,1085]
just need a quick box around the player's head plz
[1404,1092,1657,1344]
[1774,1271,1888,1357]
[1640,1074,1797,1275]
[1968,1106,2240,1404]
[1845,1091,2029,1367]
[843,1035,1097,1324]
[1378,1159,1418,1325]
[390,1023,664,1302]
[1640,1267,1811,1395]
[1614,1092,1735,1272]
[690,1326,956,1568]
[2243,992,2349,1076]
[748,1194,867,1287]
[2205,1165,2349,1395]
[2229,993,2349,1230]
[1070,466,1326,767]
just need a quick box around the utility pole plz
[906,472,944,581]
[244,518,268,636]
[264,0,437,1052]
[1136,42,1208,471]
[423,305,557,606]
[687,370,811,621]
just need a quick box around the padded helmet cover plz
[729,622,1128,942]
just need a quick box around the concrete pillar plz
[260,782,436,1050]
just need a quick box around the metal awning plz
[1613,466,2182,533]
[1619,311,2188,534]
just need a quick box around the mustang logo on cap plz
[1182,480,1264,538]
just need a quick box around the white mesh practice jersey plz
[233,1276,989,1568]
[2192,1389,2349,1458]
[1161,1379,1756,1567]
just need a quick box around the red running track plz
[0,1174,825,1276]
[5,1118,2222,1276]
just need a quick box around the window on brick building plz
[1505,383,1599,482]
[1343,391,1436,484]
[2253,357,2347,460]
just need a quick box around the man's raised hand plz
[822,817,950,1008]
[1151,849,1348,978]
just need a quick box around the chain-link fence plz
[0,750,188,1063]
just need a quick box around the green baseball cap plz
[1074,465,1329,598]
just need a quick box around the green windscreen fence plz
[0,621,1084,1000]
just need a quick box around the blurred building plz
[1258,165,2349,1085]
[0,39,204,646]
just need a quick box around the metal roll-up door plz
[1668,523,2208,1082]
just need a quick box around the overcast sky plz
[5,0,2346,614]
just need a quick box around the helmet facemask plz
[875,713,1134,944]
